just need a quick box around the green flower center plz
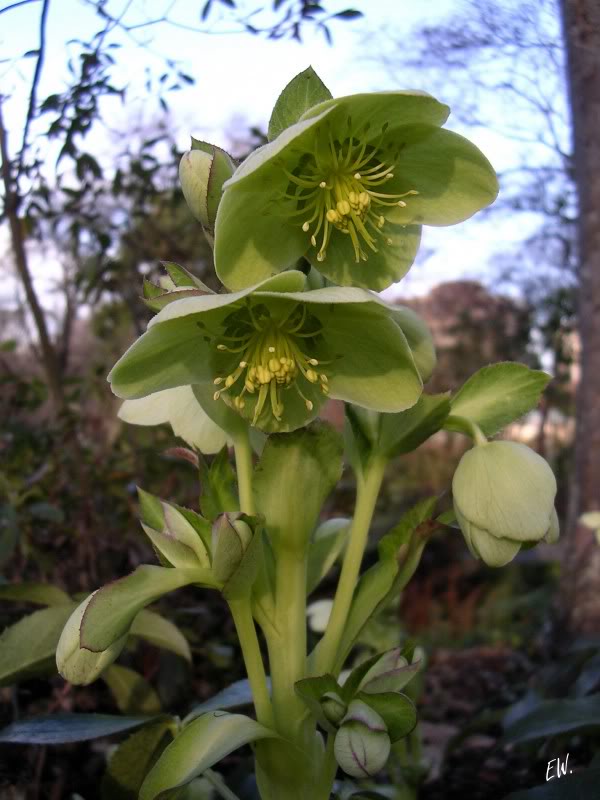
[212,303,329,425]
[284,123,417,263]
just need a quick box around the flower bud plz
[453,440,558,567]
[358,647,420,694]
[179,143,236,236]
[56,594,128,685]
[212,513,254,583]
[320,691,347,727]
[179,150,212,227]
[334,699,391,778]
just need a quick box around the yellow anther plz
[269,358,280,372]
[268,346,276,353]
[398,200,406,207]
[308,358,319,365]
[354,172,362,179]
[302,221,310,231]
[213,377,223,385]
[306,400,314,411]
[319,181,327,188]
[337,200,351,216]
[306,369,318,383]
[239,361,247,368]
[213,391,221,401]
[217,344,227,351]
[225,375,236,388]
[320,374,328,383]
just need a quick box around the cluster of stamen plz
[283,120,418,263]
[211,303,329,426]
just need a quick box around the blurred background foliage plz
[1,0,599,798]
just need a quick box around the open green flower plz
[214,92,498,291]
[108,272,429,433]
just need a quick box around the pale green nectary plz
[214,91,499,292]
[452,441,558,567]
[108,271,429,434]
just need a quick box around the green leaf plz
[199,447,239,521]
[268,67,333,141]
[161,262,213,292]
[357,691,417,742]
[0,713,164,744]
[0,582,72,606]
[102,718,175,800]
[319,499,435,670]
[0,602,78,686]
[295,674,341,731]
[138,488,165,532]
[503,769,600,800]
[502,693,600,745]
[81,566,217,652]
[139,712,278,799]
[254,421,343,552]
[103,664,162,714]
[445,363,551,438]
[131,610,192,663]
[307,518,350,595]
[184,678,259,722]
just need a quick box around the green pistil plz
[285,123,418,263]
[213,305,329,426]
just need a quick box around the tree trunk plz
[559,0,600,634]
[0,97,65,415]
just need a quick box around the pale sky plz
[0,0,560,327]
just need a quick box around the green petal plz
[307,222,422,291]
[381,125,499,227]
[300,91,450,134]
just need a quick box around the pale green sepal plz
[119,386,230,454]
[139,711,278,800]
[179,150,211,226]
[445,363,551,438]
[141,523,203,570]
[268,66,332,141]
[387,305,437,382]
[80,565,218,652]
[162,504,211,566]
[211,514,253,584]
[305,222,422,291]
[544,508,560,544]
[56,595,128,685]
[138,487,165,532]
[358,648,421,695]
[453,441,557,542]
[454,506,521,567]
[380,125,499,227]
[300,90,450,131]
[334,700,391,778]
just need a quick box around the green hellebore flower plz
[118,385,230,454]
[453,440,558,567]
[108,271,427,434]
[214,91,498,292]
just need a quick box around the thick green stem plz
[316,456,387,674]
[229,598,274,728]
[269,545,308,740]
[233,428,255,515]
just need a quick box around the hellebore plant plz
[42,69,559,799]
